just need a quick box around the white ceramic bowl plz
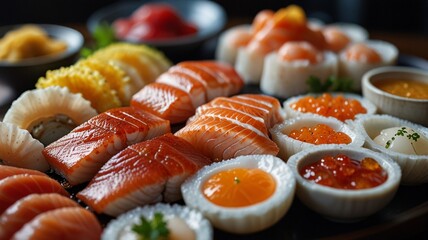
[353,114,428,184]
[362,66,428,126]
[287,145,401,221]
[270,115,365,161]
[181,154,296,234]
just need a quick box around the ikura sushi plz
[0,175,68,214]
[175,94,282,161]
[0,193,79,240]
[77,133,211,217]
[338,40,398,91]
[0,165,47,181]
[43,107,170,186]
[131,60,244,124]
[11,207,102,240]
[260,41,338,98]
[0,122,49,172]
[3,86,97,146]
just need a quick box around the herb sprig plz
[80,22,116,58]
[306,75,354,93]
[385,127,421,149]
[132,212,170,240]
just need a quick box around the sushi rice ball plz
[338,40,398,91]
[322,22,369,53]
[215,24,252,65]
[260,41,338,99]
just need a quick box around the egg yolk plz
[323,27,351,52]
[278,41,322,64]
[288,124,352,144]
[202,168,276,207]
[344,43,382,63]
[290,93,367,121]
[300,154,387,189]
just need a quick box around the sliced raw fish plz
[43,107,170,186]
[77,133,211,216]
[131,82,195,124]
[0,193,79,240]
[0,175,68,214]
[11,207,102,240]
[0,165,47,181]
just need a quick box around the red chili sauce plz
[113,3,198,41]
[300,154,387,189]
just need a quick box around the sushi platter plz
[1,2,428,240]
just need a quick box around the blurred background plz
[1,0,428,34]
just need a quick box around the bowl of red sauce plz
[87,0,227,62]
[362,66,428,126]
[287,145,401,221]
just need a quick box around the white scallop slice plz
[352,114,428,184]
[181,154,296,234]
[338,40,399,91]
[260,51,338,98]
[102,203,212,240]
[270,115,365,161]
[283,92,377,120]
[0,122,49,171]
[3,86,97,146]
[215,24,252,65]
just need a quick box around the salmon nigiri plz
[11,207,102,240]
[0,193,79,240]
[0,165,47,181]
[43,107,170,186]
[77,133,211,216]
[0,175,68,214]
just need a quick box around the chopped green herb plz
[80,22,116,58]
[132,212,170,240]
[306,75,354,93]
[234,176,240,184]
[384,127,420,149]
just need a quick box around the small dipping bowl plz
[287,145,401,221]
[362,66,428,126]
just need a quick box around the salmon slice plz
[11,207,102,240]
[0,175,68,214]
[156,71,207,108]
[0,193,79,240]
[170,63,228,101]
[188,107,269,137]
[0,165,47,180]
[131,82,195,124]
[175,114,279,161]
[232,94,284,128]
[77,133,211,217]
[190,61,244,96]
[43,107,170,186]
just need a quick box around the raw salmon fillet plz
[0,165,47,180]
[77,133,211,216]
[0,175,68,214]
[43,107,170,186]
[11,207,102,240]
[175,114,279,161]
[0,193,79,240]
[131,60,244,124]
[131,82,195,124]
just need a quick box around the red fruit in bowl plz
[112,18,134,38]
[131,3,183,30]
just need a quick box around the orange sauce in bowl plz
[202,168,276,207]
[373,79,428,99]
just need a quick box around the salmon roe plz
[288,124,352,144]
[202,168,276,207]
[290,93,367,121]
[300,154,387,189]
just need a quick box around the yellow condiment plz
[374,79,428,99]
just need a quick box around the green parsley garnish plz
[385,127,420,149]
[132,212,170,240]
[80,22,116,58]
[306,75,354,93]
[234,176,240,184]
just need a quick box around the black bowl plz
[87,0,227,62]
[0,24,84,94]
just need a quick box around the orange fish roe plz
[290,93,367,121]
[202,168,276,207]
[288,124,352,144]
[300,154,387,189]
